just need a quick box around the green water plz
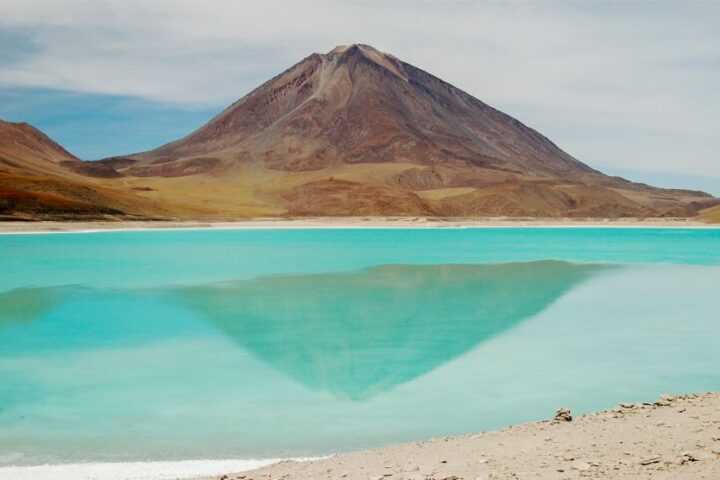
[0,228,719,465]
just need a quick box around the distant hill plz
[0,119,81,175]
[1,45,717,220]
[0,120,155,220]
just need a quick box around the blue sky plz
[0,87,219,158]
[0,1,718,194]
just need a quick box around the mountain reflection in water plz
[177,260,609,399]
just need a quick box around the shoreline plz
[2,393,717,480]
[206,392,719,480]
[0,458,309,480]
[0,216,716,234]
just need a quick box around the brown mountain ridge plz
[0,120,160,220]
[1,44,717,220]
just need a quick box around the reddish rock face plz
[0,121,151,219]
[130,44,593,177]
[0,119,80,176]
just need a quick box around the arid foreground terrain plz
[202,393,720,480]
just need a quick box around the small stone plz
[639,456,662,465]
[686,451,715,461]
[571,461,591,471]
[681,451,699,462]
[553,408,572,423]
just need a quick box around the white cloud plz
[0,1,718,177]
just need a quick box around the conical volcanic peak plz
[323,44,407,80]
[126,44,592,177]
[104,44,715,218]
[7,45,705,220]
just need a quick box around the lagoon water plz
[1,228,719,471]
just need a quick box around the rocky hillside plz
[2,45,716,220]
[0,120,156,220]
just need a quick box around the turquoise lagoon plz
[0,227,719,465]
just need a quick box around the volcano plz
[130,44,593,176]
[2,44,716,219]
[101,44,711,218]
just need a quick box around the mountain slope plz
[129,45,592,176]
[92,44,712,218]
[699,204,720,223]
[0,119,82,177]
[0,120,156,220]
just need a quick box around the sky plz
[0,1,718,194]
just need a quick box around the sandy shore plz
[201,393,720,480]
[0,216,715,233]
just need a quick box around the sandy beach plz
[200,393,720,480]
[0,216,715,234]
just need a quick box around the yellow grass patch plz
[698,205,720,223]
